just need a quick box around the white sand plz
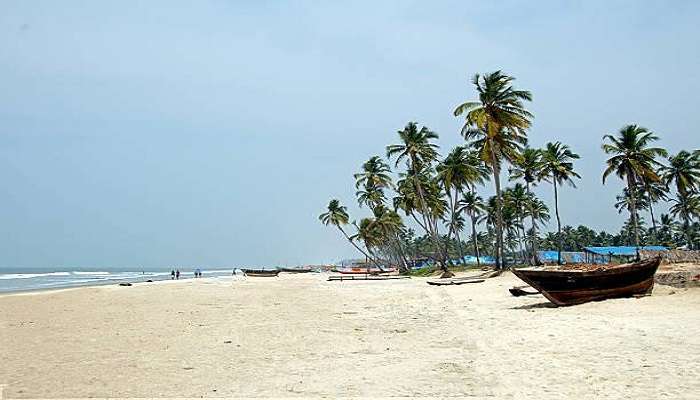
[0,272,699,399]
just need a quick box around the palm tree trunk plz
[411,163,447,267]
[455,230,464,263]
[489,144,505,269]
[526,182,539,265]
[337,226,380,267]
[553,178,562,265]
[470,211,481,268]
[626,171,640,247]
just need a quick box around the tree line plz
[319,71,700,272]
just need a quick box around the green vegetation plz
[319,71,700,272]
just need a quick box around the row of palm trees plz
[320,70,700,271]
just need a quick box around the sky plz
[1,1,699,269]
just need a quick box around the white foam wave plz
[0,272,71,280]
[71,271,110,276]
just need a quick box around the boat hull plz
[243,270,279,277]
[512,257,660,306]
[337,267,397,275]
[279,267,313,273]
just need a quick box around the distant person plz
[176,269,180,280]
[171,270,175,280]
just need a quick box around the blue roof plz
[583,246,667,256]
[537,251,585,263]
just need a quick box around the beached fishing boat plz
[243,269,279,277]
[337,266,397,275]
[512,256,661,306]
[278,266,313,273]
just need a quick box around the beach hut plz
[583,246,667,264]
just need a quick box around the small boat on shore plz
[512,256,661,306]
[243,269,279,277]
[279,266,313,273]
[336,266,397,275]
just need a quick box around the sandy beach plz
[1,272,699,399]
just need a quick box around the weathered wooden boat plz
[337,266,397,275]
[511,256,661,306]
[243,269,279,277]
[278,266,313,273]
[427,278,484,286]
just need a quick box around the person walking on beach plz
[171,270,175,280]
[175,269,180,280]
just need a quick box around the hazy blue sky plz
[1,1,699,269]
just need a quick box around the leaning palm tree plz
[602,125,667,247]
[540,141,580,264]
[509,147,544,263]
[386,122,445,264]
[319,199,377,265]
[454,71,533,268]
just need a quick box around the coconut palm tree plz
[669,193,700,249]
[458,191,485,267]
[319,199,378,265]
[540,141,580,264]
[602,125,667,248]
[657,213,678,247]
[641,178,669,235]
[436,146,489,250]
[454,71,533,268]
[660,150,700,196]
[386,122,445,264]
[509,147,544,264]
[503,184,530,261]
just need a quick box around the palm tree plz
[669,193,700,249]
[602,125,667,247]
[540,141,580,264]
[454,71,533,268]
[503,184,530,261]
[509,147,544,264]
[458,191,485,267]
[660,151,700,196]
[386,122,445,265]
[657,213,678,247]
[641,179,669,235]
[319,199,377,265]
[436,147,489,253]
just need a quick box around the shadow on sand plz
[510,301,558,310]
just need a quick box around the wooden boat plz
[427,278,484,286]
[512,256,661,306]
[278,266,313,273]
[337,266,397,275]
[243,269,279,277]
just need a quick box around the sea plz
[0,267,235,294]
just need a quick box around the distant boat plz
[512,256,661,306]
[278,266,313,273]
[242,269,279,277]
[336,265,397,275]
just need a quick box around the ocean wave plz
[71,271,111,276]
[0,272,72,280]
